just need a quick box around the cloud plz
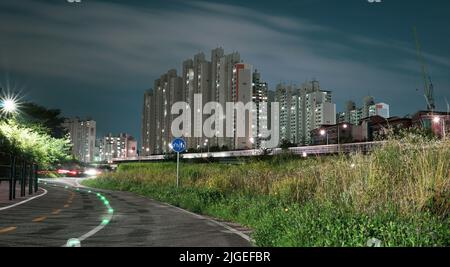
[0,0,449,122]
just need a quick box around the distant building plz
[141,48,269,154]
[232,63,254,150]
[99,133,137,162]
[360,116,412,141]
[311,115,412,145]
[252,69,269,149]
[362,96,375,119]
[154,69,183,155]
[349,108,363,125]
[310,123,364,145]
[216,50,241,150]
[93,138,102,162]
[276,80,336,145]
[412,111,450,139]
[62,118,96,163]
[141,89,156,156]
[369,103,390,119]
[338,97,389,126]
[275,83,295,143]
[304,84,336,144]
[312,110,449,145]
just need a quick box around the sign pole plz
[171,138,186,189]
[176,152,180,188]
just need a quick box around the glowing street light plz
[2,99,17,113]
[0,89,22,118]
[432,116,446,140]
[0,98,18,115]
[337,123,349,151]
[320,129,329,145]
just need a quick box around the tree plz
[19,102,67,138]
[0,119,71,168]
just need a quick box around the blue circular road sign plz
[171,138,186,153]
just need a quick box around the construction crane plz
[413,27,436,111]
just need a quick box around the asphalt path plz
[0,178,251,247]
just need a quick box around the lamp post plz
[320,129,329,145]
[337,123,348,153]
[337,123,348,145]
[433,116,446,140]
[250,137,255,147]
[204,139,209,154]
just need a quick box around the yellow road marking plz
[52,209,62,215]
[32,216,47,222]
[67,192,75,204]
[0,227,17,234]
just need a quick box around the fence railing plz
[112,141,386,163]
[0,151,39,201]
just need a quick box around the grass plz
[83,134,450,247]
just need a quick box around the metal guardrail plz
[0,151,38,201]
[112,141,386,163]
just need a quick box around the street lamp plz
[0,97,18,117]
[204,139,209,154]
[433,116,446,140]
[2,99,17,113]
[336,123,348,153]
[250,137,255,145]
[338,123,348,145]
[320,129,329,145]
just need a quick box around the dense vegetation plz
[0,108,71,167]
[84,133,449,247]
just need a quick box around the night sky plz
[1,0,449,142]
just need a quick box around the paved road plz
[0,178,251,247]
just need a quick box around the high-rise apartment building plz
[232,63,254,150]
[363,96,375,119]
[337,97,390,126]
[369,103,390,118]
[62,118,96,163]
[276,80,336,145]
[141,89,156,156]
[141,48,268,154]
[217,51,241,149]
[252,69,269,148]
[182,53,212,151]
[275,83,295,143]
[99,133,137,162]
[153,69,183,154]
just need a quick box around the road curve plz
[0,178,251,247]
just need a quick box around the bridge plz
[112,141,385,163]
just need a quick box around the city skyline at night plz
[1,0,449,141]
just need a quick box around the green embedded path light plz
[95,192,114,227]
[38,180,115,246]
